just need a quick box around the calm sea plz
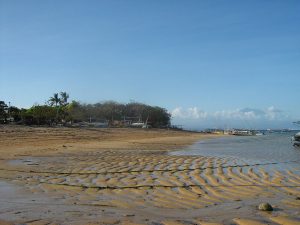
[171,132,300,174]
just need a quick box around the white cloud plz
[214,108,263,120]
[172,106,289,121]
[265,106,285,120]
[171,107,208,119]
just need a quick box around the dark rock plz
[123,214,135,217]
[258,202,273,211]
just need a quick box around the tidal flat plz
[0,126,300,225]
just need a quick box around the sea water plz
[171,132,300,174]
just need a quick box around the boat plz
[131,122,145,128]
[255,131,265,136]
[292,132,300,147]
[231,130,256,136]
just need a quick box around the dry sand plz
[0,125,300,225]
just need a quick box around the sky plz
[0,0,300,129]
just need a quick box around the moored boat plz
[231,130,256,136]
[255,131,264,136]
[292,132,300,147]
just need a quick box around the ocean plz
[171,131,300,174]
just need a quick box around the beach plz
[0,126,300,225]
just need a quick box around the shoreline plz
[0,125,221,158]
[0,126,300,225]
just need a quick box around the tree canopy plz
[0,101,8,122]
[0,93,171,127]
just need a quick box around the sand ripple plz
[1,150,300,224]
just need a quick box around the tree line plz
[0,92,171,128]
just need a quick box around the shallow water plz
[171,132,300,173]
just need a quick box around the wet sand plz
[0,126,300,225]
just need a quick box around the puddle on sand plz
[0,180,64,222]
[7,158,40,167]
[0,180,18,198]
[0,180,137,224]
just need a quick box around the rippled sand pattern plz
[1,150,300,224]
[1,127,300,224]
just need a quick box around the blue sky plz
[1,0,299,129]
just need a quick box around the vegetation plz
[0,101,8,123]
[0,93,171,128]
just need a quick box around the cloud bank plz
[171,106,292,129]
[171,107,208,119]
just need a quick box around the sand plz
[0,125,300,225]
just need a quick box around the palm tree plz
[48,93,61,122]
[48,93,61,107]
[60,92,69,106]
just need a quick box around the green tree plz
[147,106,171,127]
[9,106,22,122]
[0,101,8,123]
[65,101,85,123]
[101,101,124,123]
[48,92,70,123]
[125,102,147,121]
[25,105,56,125]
